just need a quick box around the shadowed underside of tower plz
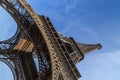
[0,0,102,80]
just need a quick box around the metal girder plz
[0,27,20,51]
[0,53,26,80]
[0,0,101,80]
[0,55,17,80]
[0,0,60,80]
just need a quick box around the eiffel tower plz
[0,0,102,80]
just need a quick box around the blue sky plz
[0,62,13,80]
[0,7,17,41]
[0,0,120,80]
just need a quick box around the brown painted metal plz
[0,0,102,80]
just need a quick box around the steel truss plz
[0,0,60,80]
[0,0,101,80]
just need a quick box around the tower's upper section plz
[59,34,102,64]
[77,43,102,54]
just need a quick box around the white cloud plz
[65,1,78,13]
[77,50,120,80]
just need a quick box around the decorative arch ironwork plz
[0,0,60,80]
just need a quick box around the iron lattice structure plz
[0,0,102,80]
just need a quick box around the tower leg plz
[20,53,38,80]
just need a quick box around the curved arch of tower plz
[0,0,102,80]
